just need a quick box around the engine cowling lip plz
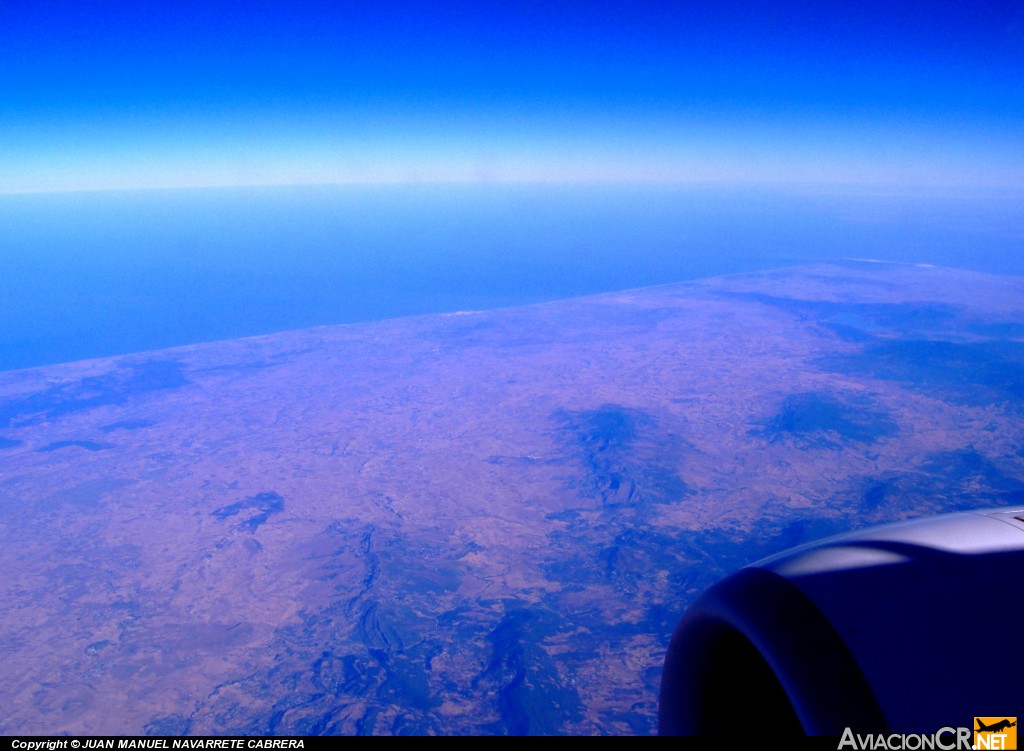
[658,566,888,736]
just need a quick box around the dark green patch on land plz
[475,605,584,736]
[211,490,285,532]
[753,391,898,448]
[38,478,133,513]
[728,292,1024,345]
[724,294,964,339]
[37,439,113,453]
[144,714,192,736]
[857,449,1024,519]
[725,291,1024,407]
[822,340,1024,406]
[555,404,694,507]
[0,360,190,428]
[100,419,155,433]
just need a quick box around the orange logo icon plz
[975,717,1017,750]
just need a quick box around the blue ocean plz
[1,183,1021,372]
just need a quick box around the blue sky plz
[2,1,1023,193]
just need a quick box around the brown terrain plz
[0,262,1022,735]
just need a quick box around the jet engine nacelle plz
[659,509,1024,736]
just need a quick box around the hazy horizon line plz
[3,176,1024,200]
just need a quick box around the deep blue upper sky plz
[3,0,1023,192]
